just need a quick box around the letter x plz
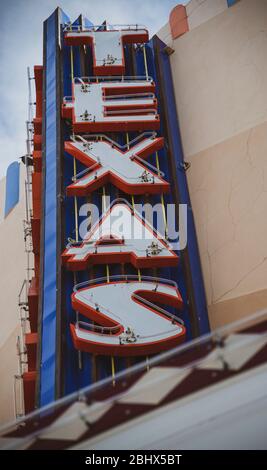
[65,134,169,196]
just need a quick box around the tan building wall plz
[0,164,29,424]
[187,0,228,31]
[157,0,229,46]
[159,0,267,328]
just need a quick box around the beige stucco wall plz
[0,326,21,424]
[157,0,229,46]
[0,175,6,224]
[166,0,267,327]
[189,121,267,326]
[0,164,29,424]
[187,0,228,31]
[157,22,172,46]
[171,0,267,157]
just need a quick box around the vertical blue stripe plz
[227,0,238,7]
[154,37,210,335]
[40,10,58,406]
[4,161,20,217]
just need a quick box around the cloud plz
[0,0,184,177]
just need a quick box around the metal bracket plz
[81,84,90,93]
[119,327,138,344]
[146,241,163,257]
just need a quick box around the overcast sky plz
[0,0,187,178]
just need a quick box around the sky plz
[0,0,188,178]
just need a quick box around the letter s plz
[70,278,185,356]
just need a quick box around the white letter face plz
[62,78,160,133]
[65,135,169,196]
[71,279,185,356]
[65,28,149,75]
[62,202,178,270]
